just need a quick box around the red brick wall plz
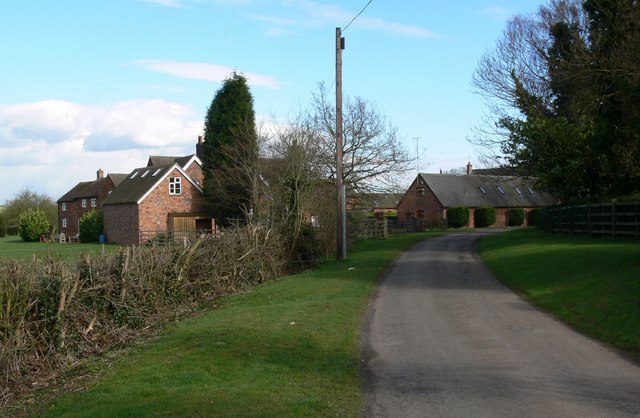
[58,178,116,237]
[397,178,446,224]
[103,204,139,244]
[136,168,207,242]
[185,162,204,187]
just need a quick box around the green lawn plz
[29,232,440,418]
[0,235,119,262]
[479,228,640,359]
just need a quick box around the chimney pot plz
[97,168,104,179]
[198,135,204,144]
[466,162,473,176]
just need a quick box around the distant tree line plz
[472,0,640,202]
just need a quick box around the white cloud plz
[131,59,284,90]
[256,0,441,39]
[141,0,184,7]
[0,99,204,203]
[480,7,515,21]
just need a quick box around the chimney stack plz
[466,162,473,176]
[196,135,204,160]
[97,168,104,179]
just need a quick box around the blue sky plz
[0,0,542,204]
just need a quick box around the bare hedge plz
[0,225,286,409]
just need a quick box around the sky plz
[0,0,543,204]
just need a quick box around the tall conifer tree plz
[202,72,258,226]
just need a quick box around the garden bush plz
[79,210,103,243]
[475,206,496,228]
[0,213,6,237]
[447,206,469,228]
[507,208,525,226]
[527,208,544,227]
[18,208,50,242]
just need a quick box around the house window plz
[91,198,97,208]
[82,199,87,208]
[416,209,425,219]
[169,177,182,195]
[417,187,425,197]
[62,219,68,228]
[61,203,67,211]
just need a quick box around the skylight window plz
[478,187,487,194]
[496,185,506,194]
[527,187,535,195]
[141,169,150,178]
[130,171,138,180]
[515,186,523,195]
[152,168,162,176]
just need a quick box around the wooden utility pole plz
[336,27,346,260]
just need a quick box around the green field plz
[0,235,119,262]
[479,228,640,359]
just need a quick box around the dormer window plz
[169,177,182,195]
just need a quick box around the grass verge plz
[0,236,120,262]
[479,228,640,360]
[29,232,439,418]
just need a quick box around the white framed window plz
[91,198,97,208]
[62,218,68,228]
[169,177,182,195]
[61,203,67,211]
[81,199,87,208]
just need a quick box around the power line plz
[343,0,374,32]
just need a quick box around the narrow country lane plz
[361,230,640,418]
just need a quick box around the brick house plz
[102,154,213,244]
[397,164,557,228]
[57,169,127,238]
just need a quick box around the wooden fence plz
[543,201,640,239]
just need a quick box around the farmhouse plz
[102,154,213,245]
[397,164,557,228]
[57,170,127,239]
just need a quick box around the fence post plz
[612,200,616,239]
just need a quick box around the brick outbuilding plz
[397,169,557,228]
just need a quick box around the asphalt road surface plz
[361,230,640,417]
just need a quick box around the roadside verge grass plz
[31,232,439,418]
[0,236,119,262]
[479,228,640,360]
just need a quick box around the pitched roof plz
[57,174,127,203]
[147,155,200,170]
[103,163,203,205]
[419,173,557,208]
